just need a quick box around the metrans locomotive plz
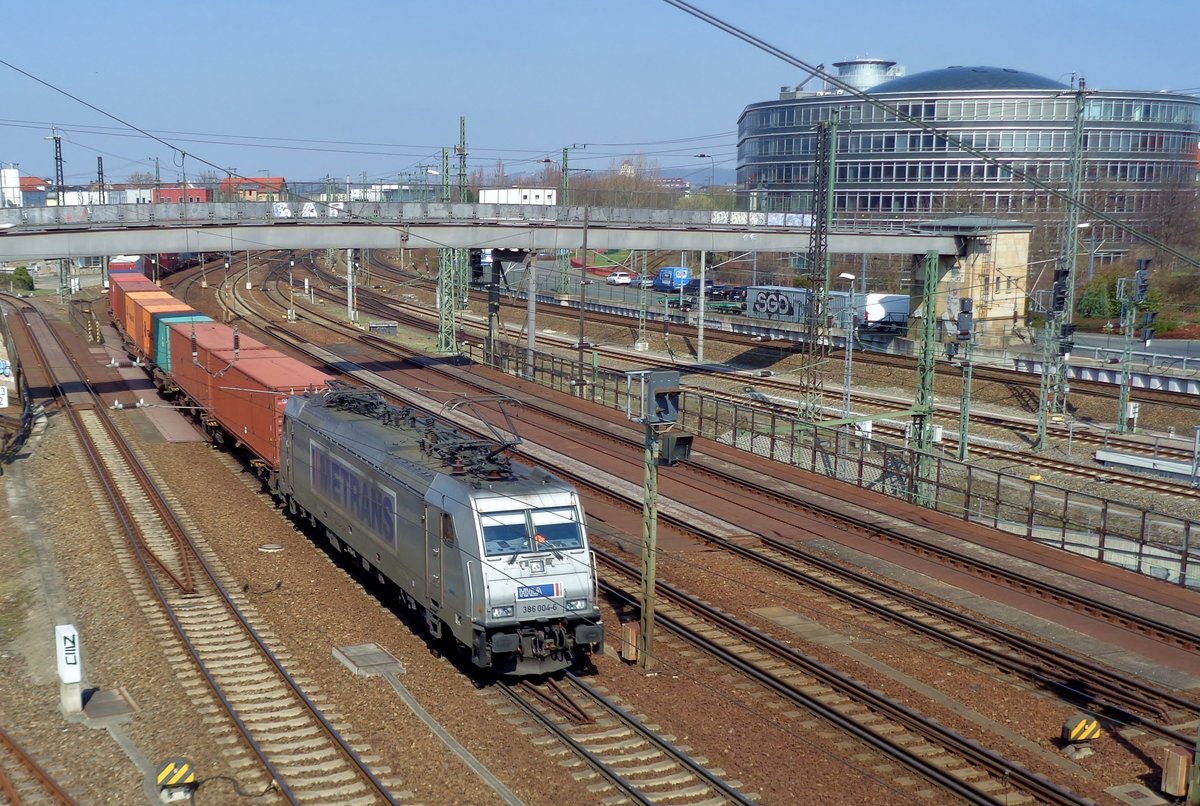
[108,268,604,675]
[280,388,604,675]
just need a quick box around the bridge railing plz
[0,201,827,233]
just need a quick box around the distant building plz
[738,59,1200,257]
[218,176,287,202]
[479,187,557,205]
[154,185,211,204]
[1,173,49,207]
[1,167,20,207]
[658,177,691,194]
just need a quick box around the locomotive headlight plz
[490,606,514,619]
[565,598,588,612]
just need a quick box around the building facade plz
[738,62,1200,259]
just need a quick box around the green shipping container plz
[154,313,212,373]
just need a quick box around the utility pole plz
[457,116,469,203]
[437,146,456,353]
[697,250,706,364]
[950,298,975,461]
[912,250,940,506]
[562,147,569,206]
[346,248,357,322]
[1116,260,1151,433]
[47,129,64,205]
[576,208,591,397]
[1039,80,1090,448]
[798,108,838,421]
[626,370,689,674]
[456,118,471,309]
[635,252,649,350]
[96,157,105,204]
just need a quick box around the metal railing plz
[476,339,1198,589]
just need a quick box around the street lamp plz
[288,258,296,321]
[838,272,856,420]
[693,153,716,191]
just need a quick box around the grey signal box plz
[626,370,683,425]
[660,433,693,465]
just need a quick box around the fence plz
[477,339,1198,589]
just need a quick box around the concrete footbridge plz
[0,201,961,261]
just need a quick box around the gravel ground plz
[1,288,1191,805]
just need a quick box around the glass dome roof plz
[868,66,1069,93]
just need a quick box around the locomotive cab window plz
[531,507,583,551]
[481,510,532,556]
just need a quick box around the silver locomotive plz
[277,387,604,675]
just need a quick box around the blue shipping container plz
[154,313,212,372]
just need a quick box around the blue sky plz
[3,0,1195,187]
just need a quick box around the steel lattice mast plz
[1038,81,1089,448]
[798,109,837,421]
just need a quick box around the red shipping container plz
[123,291,175,342]
[110,279,160,326]
[167,322,272,411]
[207,353,333,468]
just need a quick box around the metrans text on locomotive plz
[278,387,604,676]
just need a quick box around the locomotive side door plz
[424,502,445,615]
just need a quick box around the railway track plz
[241,268,1200,666]
[12,301,403,805]
[268,283,1200,655]
[192,257,1195,801]
[353,252,1200,417]
[282,261,1200,503]
[0,727,75,805]
[496,675,756,805]
[220,275,1128,801]
[597,551,1089,805]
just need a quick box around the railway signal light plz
[956,297,973,341]
[1134,258,1151,302]
[1058,323,1076,356]
[1051,280,1068,314]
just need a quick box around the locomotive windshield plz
[481,506,583,556]
[530,507,583,550]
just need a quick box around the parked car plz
[605,271,633,285]
[709,285,748,301]
[681,278,715,296]
[634,275,656,288]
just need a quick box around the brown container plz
[136,302,192,358]
[109,279,160,329]
[167,322,271,411]
[207,353,333,468]
[123,291,174,343]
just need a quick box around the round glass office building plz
[738,62,1200,256]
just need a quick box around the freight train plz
[107,267,605,676]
